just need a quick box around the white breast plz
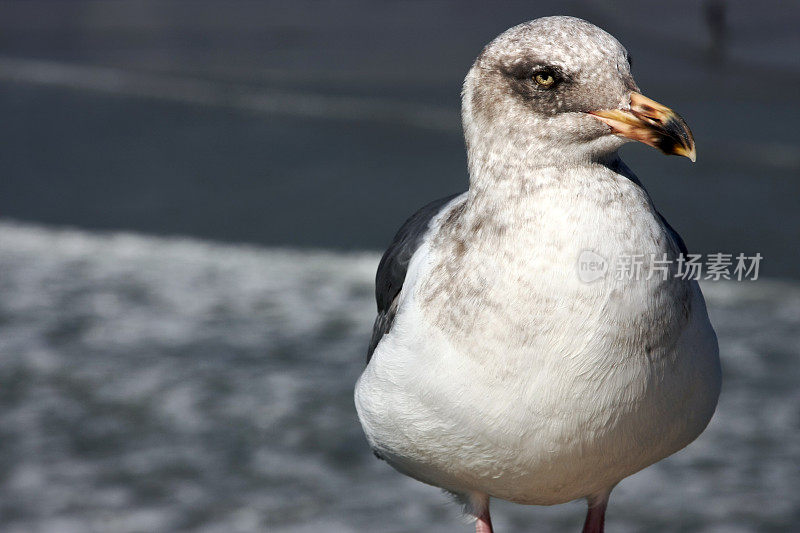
[354,167,721,505]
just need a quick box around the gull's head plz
[462,16,695,170]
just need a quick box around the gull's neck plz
[464,134,633,227]
[463,107,631,194]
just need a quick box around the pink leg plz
[475,505,493,533]
[470,493,493,533]
[581,493,609,533]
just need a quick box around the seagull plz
[355,16,721,533]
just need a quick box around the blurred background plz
[0,1,798,532]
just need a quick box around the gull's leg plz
[470,493,493,533]
[581,491,610,533]
[475,506,493,533]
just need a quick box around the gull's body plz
[355,17,721,532]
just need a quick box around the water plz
[0,221,798,532]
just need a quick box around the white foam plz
[0,219,798,532]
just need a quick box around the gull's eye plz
[533,69,558,88]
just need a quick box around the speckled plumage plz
[355,16,720,532]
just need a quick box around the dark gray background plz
[0,0,798,276]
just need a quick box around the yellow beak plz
[589,92,696,162]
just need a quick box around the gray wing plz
[367,193,462,363]
[657,211,689,256]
